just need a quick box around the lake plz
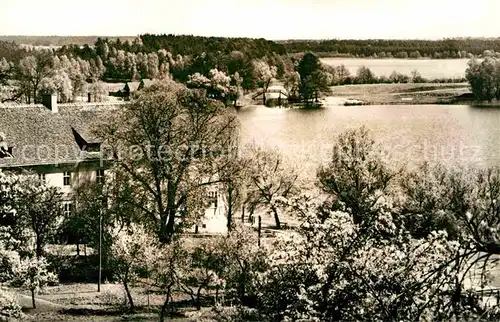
[321,58,469,80]
[236,104,500,177]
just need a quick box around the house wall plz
[190,185,228,234]
[8,161,106,198]
[5,160,228,234]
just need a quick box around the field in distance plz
[329,82,471,105]
[321,57,469,80]
[0,35,138,46]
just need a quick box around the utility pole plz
[98,206,102,292]
[258,215,261,247]
[98,189,106,293]
[96,173,107,293]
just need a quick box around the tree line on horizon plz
[4,35,500,57]
[282,38,500,58]
[1,33,495,106]
[6,35,500,58]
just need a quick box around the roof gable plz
[0,103,123,167]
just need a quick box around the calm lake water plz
[321,58,469,79]
[236,104,500,176]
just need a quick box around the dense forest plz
[4,35,500,58]
[0,35,298,105]
[280,38,500,58]
[1,34,497,105]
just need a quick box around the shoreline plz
[327,83,473,106]
[317,55,473,60]
[240,83,500,108]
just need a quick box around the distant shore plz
[327,83,474,106]
[241,83,476,108]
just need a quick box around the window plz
[0,147,13,158]
[63,202,73,217]
[86,143,101,153]
[96,169,105,184]
[207,190,218,208]
[63,172,71,186]
[38,173,46,185]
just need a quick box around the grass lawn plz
[329,83,471,105]
[9,283,222,321]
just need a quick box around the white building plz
[0,94,227,235]
[253,82,288,107]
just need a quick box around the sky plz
[0,0,499,40]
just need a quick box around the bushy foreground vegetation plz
[2,80,500,320]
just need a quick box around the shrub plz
[0,246,19,283]
[179,238,226,310]
[211,304,261,321]
[109,224,159,311]
[0,288,22,321]
[97,289,126,307]
[256,196,460,321]
[15,257,58,309]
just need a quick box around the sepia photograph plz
[1,0,500,320]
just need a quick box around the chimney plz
[42,93,58,113]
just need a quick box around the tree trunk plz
[162,208,177,244]
[196,287,202,310]
[238,276,246,304]
[159,213,174,244]
[272,206,281,229]
[35,238,43,259]
[452,256,461,316]
[123,270,135,312]
[31,289,36,309]
[227,187,233,232]
[159,288,171,322]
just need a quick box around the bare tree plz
[317,126,402,227]
[245,145,301,229]
[15,174,63,258]
[216,144,252,231]
[18,51,53,103]
[99,79,239,244]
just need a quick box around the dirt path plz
[15,293,63,311]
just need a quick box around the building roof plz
[253,87,289,100]
[104,82,126,93]
[125,81,141,92]
[267,84,288,96]
[265,92,288,99]
[0,102,123,168]
[124,79,154,93]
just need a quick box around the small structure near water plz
[253,83,288,107]
[344,99,369,106]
